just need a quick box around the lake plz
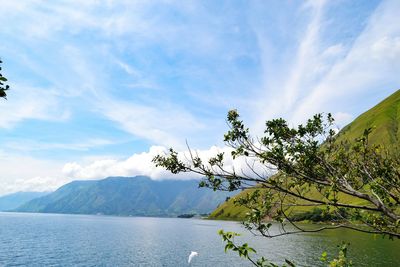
[0,212,398,266]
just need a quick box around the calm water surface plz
[0,212,398,266]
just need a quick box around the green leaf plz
[285,259,296,267]
[320,251,328,262]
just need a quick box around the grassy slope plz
[209,190,252,220]
[209,188,369,221]
[210,90,400,220]
[336,90,400,146]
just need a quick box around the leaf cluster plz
[321,243,353,267]
[0,59,10,99]
[218,229,295,267]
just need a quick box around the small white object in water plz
[188,251,198,264]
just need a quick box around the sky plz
[0,0,399,195]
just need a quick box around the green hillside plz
[209,189,253,220]
[337,90,400,146]
[210,90,400,221]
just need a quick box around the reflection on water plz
[0,212,398,266]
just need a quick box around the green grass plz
[209,90,400,221]
[209,186,369,221]
[337,90,400,147]
[208,190,252,220]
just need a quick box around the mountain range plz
[15,176,232,216]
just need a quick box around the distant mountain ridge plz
[0,192,49,211]
[16,176,232,216]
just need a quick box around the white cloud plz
[8,176,72,194]
[0,84,69,128]
[321,44,345,58]
[331,112,353,127]
[0,152,66,195]
[62,145,269,181]
[370,36,400,60]
[115,59,140,77]
[63,146,169,180]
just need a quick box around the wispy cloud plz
[4,138,115,152]
[96,98,206,149]
[250,0,400,131]
[0,84,69,128]
[245,1,329,133]
[291,0,400,125]
[280,0,326,113]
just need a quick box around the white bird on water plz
[188,251,198,264]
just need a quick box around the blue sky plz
[0,0,399,195]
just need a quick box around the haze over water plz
[0,212,398,266]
